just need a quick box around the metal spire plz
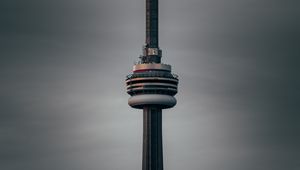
[141,0,161,64]
[146,0,159,48]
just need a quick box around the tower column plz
[143,107,163,170]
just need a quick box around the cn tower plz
[125,0,178,169]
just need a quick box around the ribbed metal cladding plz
[146,0,159,48]
[143,107,163,170]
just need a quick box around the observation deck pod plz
[128,94,176,109]
[126,63,178,109]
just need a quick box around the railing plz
[126,71,178,80]
[134,58,171,66]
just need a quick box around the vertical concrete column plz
[143,107,163,170]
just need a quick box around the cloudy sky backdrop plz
[0,0,299,170]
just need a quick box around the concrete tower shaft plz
[143,107,163,170]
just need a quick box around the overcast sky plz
[0,0,299,170]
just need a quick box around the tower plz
[125,0,178,169]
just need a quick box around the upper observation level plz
[126,63,178,96]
